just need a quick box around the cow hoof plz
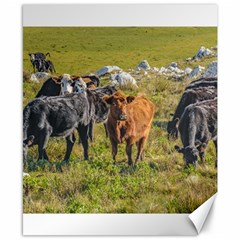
[56,163,63,172]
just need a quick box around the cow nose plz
[64,90,70,95]
[119,114,127,120]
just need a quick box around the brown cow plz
[103,91,155,165]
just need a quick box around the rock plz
[110,71,138,88]
[30,73,39,83]
[159,67,167,74]
[169,62,178,68]
[152,67,159,72]
[96,66,122,77]
[184,67,192,75]
[186,57,192,61]
[136,60,151,71]
[189,65,205,79]
[193,46,212,59]
[202,61,217,78]
[34,72,51,81]
[23,172,30,177]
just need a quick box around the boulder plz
[202,61,217,78]
[189,65,205,79]
[136,60,151,71]
[96,66,122,77]
[193,46,212,59]
[30,74,39,83]
[169,62,178,68]
[110,71,138,88]
[184,67,192,75]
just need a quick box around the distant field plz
[23,27,217,213]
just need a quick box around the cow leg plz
[104,123,108,138]
[198,143,207,163]
[78,124,89,160]
[213,139,218,168]
[135,137,147,164]
[43,149,49,161]
[110,138,118,164]
[37,125,52,161]
[199,150,206,163]
[63,133,76,163]
[126,140,133,166]
[89,119,94,142]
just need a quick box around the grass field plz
[23,27,217,213]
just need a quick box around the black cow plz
[73,81,117,140]
[35,75,75,98]
[167,87,217,139]
[35,77,61,98]
[175,98,217,167]
[23,90,109,163]
[186,80,217,90]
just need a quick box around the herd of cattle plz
[23,52,217,170]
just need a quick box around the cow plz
[23,90,109,163]
[167,87,217,139]
[91,85,117,97]
[72,75,100,89]
[174,98,217,168]
[186,80,217,90]
[82,75,100,87]
[29,52,50,72]
[35,74,74,98]
[103,91,155,165]
[42,59,56,73]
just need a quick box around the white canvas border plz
[23,4,217,26]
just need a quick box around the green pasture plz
[23,27,217,213]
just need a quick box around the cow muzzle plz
[119,114,127,121]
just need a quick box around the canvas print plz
[23,27,217,214]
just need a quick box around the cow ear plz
[175,145,184,153]
[103,95,113,104]
[173,118,180,127]
[126,96,135,103]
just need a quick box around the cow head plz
[23,135,34,165]
[175,145,199,166]
[29,53,35,62]
[87,90,109,123]
[167,118,179,140]
[60,74,73,95]
[72,78,87,93]
[103,91,135,121]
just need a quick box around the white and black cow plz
[29,52,50,72]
